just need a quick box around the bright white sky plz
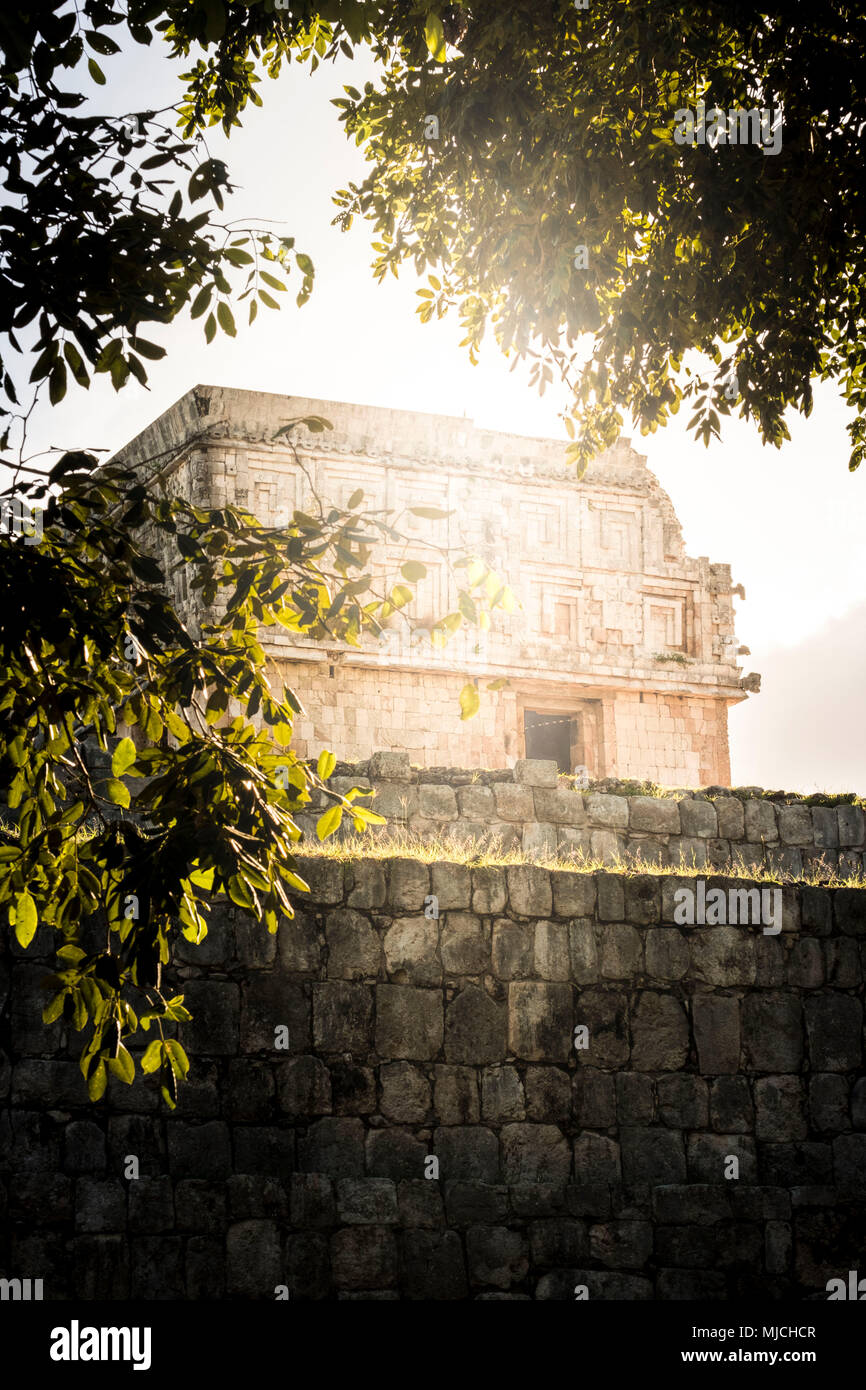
[16,36,866,792]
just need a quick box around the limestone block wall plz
[303,756,866,880]
[275,661,733,786]
[2,863,865,1300]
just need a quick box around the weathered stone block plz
[433,1126,499,1182]
[493,783,535,821]
[241,976,309,1053]
[715,797,745,839]
[441,913,490,975]
[837,804,865,847]
[568,919,598,984]
[276,912,320,973]
[657,1074,708,1129]
[590,1219,653,1269]
[805,995,862,1070]
[523,821,558,859]
[551,871,596,918]
[645,927,689,980]
[457,784,495,820]
[755,1075,808,1141]
[630,992,689,1071]
[466,1225,528,1288]
[167,1121,232,1181]
[524,1066,571,1124]
[513,758,558,787]
[680,800,719,838]
[331,1226,398,1289]
[533,786,586,825]
[276,1055,333,1115]
[445,986,505,1064]
[777,805,813,846]
[492,919,534,979]
[296,1117,365,1177]
[599,923,643,977]
[471,867,507,915]
[337,1177,398,1225]
[573,989,628,1068]
[572,1133,621,1184]
[444,1180,509,1226]
[596,873,625,921]
[835,888,866,935]
[686,1133,757,1183]
[500,1124,571,1184]
[808,1074,850,1133]
[329,1062,376,1115]
[745,799,778,843]
[573,1069,616,1129]
[388,858,430,912]
[384,915,441,986]
[742,993,803,1072]
[616,1072,654,1123]
[398,1179,445,1228]
[832,1135,866,1197]
[379,1061,431,1124]
[401,1230,467,1299]
[313,982,373,1054]
[709,1076,754,1132]
[64,1121,106,1174]
[481,1065,525,1122]
[630,797,680,834]
[290,1173,336,1228]
[620,1128,686,1187]
[692,995,740,1074]
[369,751,412,781]
[418,783,458,820]
[507,865,553,917]
[179,980,239,1056]
[346,860,387,909]
[75,1178,126,1234]
[325,908,380,979]
[377,985,443,1060]
[529,1217,588,1266]
[508,981,572,1061]
[433,1065,479,1125]
[690,925,756,986]
[585,793,629,829]
[534,920,570,980]
[624,875,661,925]
[431,862,471,911]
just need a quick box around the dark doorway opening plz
[523,710,576,774]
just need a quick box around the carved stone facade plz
[114,386,757,786]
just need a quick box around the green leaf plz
[317,749,337,781]
[409,506,450,520]
[459,682,480,721]
[12,891,37,949]
[141,1039,163,1074]
[107,1044,135,1084]
[347,488,364,509]
[111,737,137,776]
[105,779,130,808]
[87,1062,107,1101]
[216,302,236,337]
[316,805,343,840]
[165,1039,190,1080]
[401,560,427,582]
[424,12,447,62]
[87,57,106,85]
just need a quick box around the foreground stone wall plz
[305,754,866,879]
[2,861,865,1300]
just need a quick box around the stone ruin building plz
[114,385,759,788]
